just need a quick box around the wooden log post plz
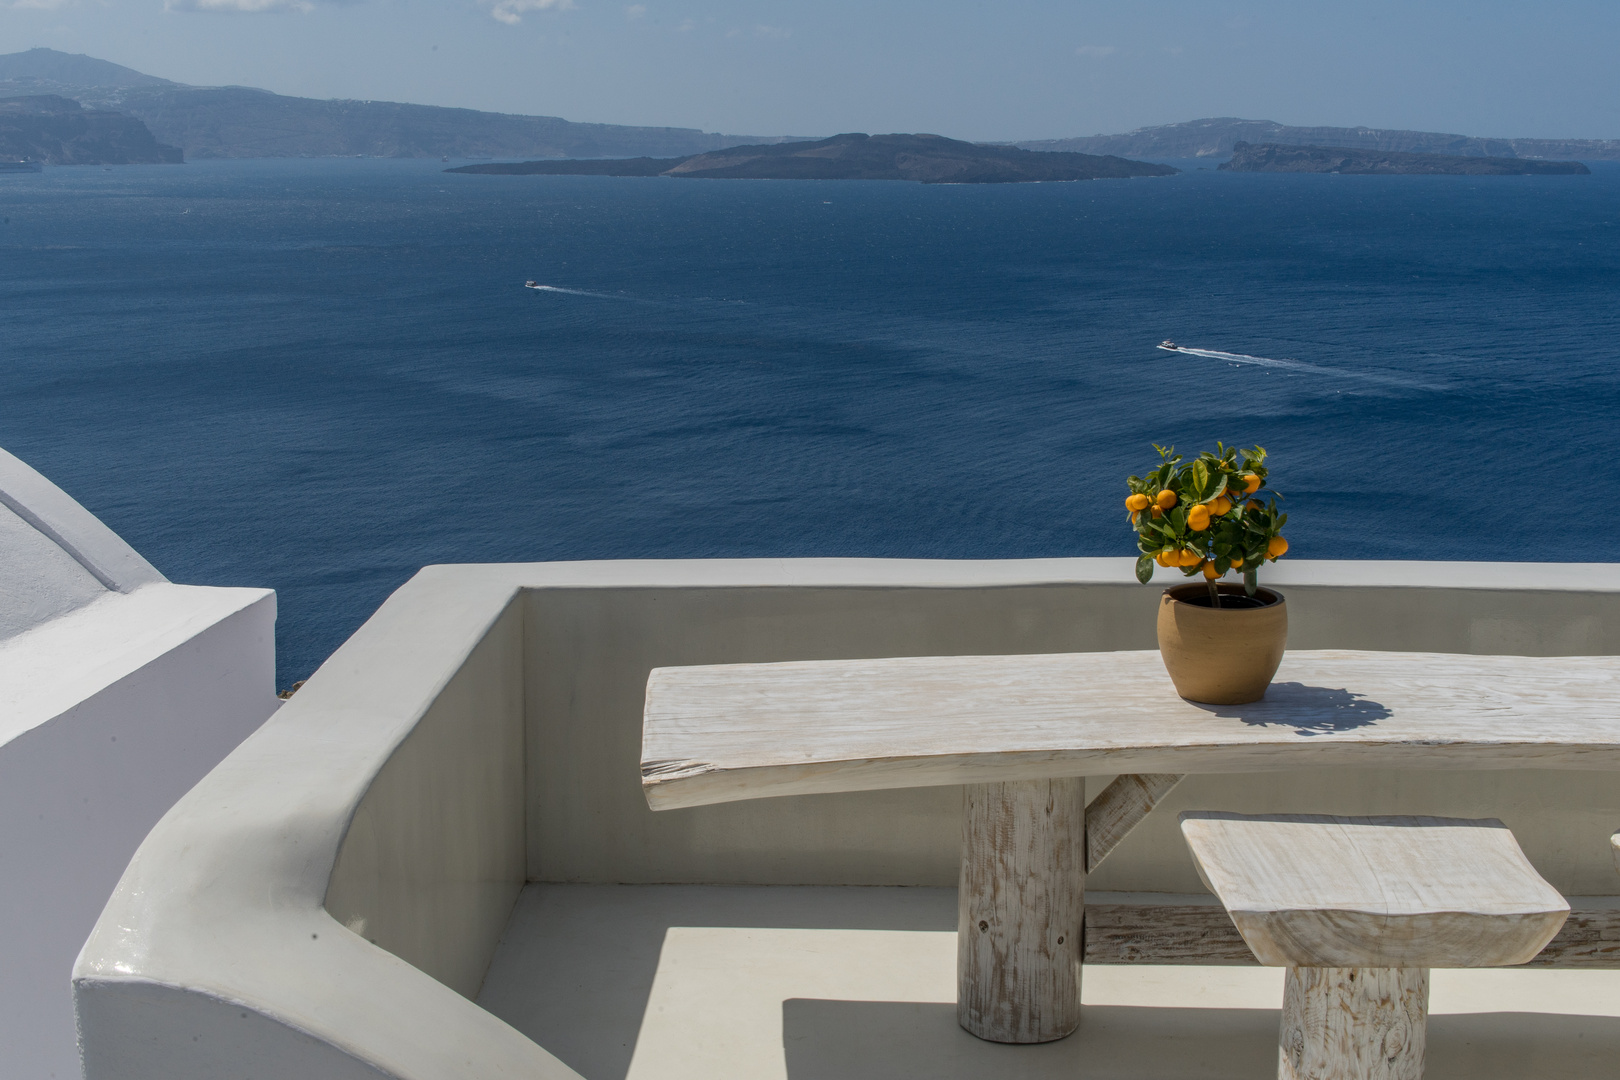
[1278,966,1428,1080]
[957,777,1085,1043]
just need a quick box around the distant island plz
[448,133,1177,184]
[0,94,179,165]
[1017,118,1620,163]
[7,49,1615,169]
[1219,141,1590,175]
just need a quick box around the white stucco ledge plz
[70,557,1620,1079]
[0,583,271,746]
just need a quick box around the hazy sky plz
[4,1,1618,141]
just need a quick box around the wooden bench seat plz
[1181,812,1569,1080]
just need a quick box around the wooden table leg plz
[957,777,1085,1043]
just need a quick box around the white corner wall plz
[0,583,280,1080]
[0,444,284,1079]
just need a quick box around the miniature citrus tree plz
[1124,443,1288,606]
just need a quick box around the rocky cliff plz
[1219,141,1590,175]
[0,95,181,165]
[0,48,797,161]
[1018,117,1620,163]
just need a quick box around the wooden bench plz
[1180,813,1569,1079]
[642,649,1620,1045]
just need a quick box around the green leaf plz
[1135,554,1154,584]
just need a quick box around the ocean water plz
[2,158,1617,687]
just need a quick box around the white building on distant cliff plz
[0,446,279,1080]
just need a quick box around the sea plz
[2,157,1617,688]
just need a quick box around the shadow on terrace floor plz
[783,1001,1620,1080]
[477,884,1620,1080]
[477,883,957,1080]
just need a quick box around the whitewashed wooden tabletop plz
[642,650,1620,810]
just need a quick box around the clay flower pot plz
[1156,583,1287,705]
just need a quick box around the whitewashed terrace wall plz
[76,558,1620,1080]
[518,559,1620,895]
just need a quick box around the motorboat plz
[1158,340,1179,351]
[525,281,542,289]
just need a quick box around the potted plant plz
[1124,443,1290,704]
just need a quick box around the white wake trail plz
[1159,345,1443,390]
[526,284,628,299]
[1167,346,1313,371]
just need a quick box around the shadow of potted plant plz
[1126,443,1290,704]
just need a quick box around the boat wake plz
[524,282,629,300]
[1156,343,1443,390]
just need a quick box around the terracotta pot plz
[1156,583,1287,705]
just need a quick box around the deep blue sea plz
[2,158,1617,687]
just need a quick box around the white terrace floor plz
[477,885,1620,1080]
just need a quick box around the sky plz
[3,1,1619,142]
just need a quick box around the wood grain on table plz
[643,650,1620,810]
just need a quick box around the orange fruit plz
[1151,506,1164,519]
[1155,489,1177,510]
[1267,535,1289,559]
[1179,548,1202,567]
[1243,474,1261,494]
[1126,493,1151,512]
[1187,504,1211,531]
[1230,554,1243,570]
[1155,550,1172,567]
[1247,500,1262,513]
[1201,560,1218,580]
[1210,496,1232,516]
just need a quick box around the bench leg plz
[957,778,1085,1043]
[1279,966,1428,1080]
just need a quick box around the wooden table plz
[640,649,1620,1043]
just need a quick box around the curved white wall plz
[76,572,580,1080]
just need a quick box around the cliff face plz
[0,95,182,165]
[451,132,1178,184]
[1218,141,1590,175]
[91,86,789,161]
[1,49,797,162]
[1018,118,1620,163]
[0,47,173,89]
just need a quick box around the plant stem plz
[1207,579,1222,608]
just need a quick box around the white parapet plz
[0,447,279,1080]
